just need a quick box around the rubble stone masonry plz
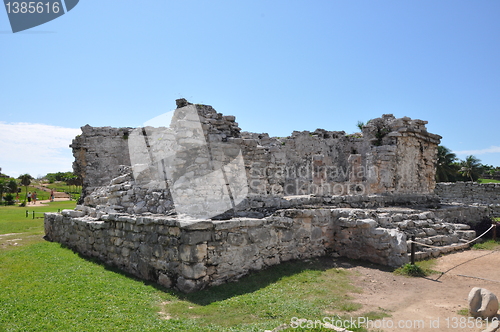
[44,100,493,292]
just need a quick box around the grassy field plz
[43,182,82,194]
[0,202,380,332]
[0,201,75,236]
[478,178,500,183]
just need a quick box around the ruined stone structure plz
[71,101,441,217]
[44,100,487,292]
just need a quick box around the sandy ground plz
[347,249,500,332]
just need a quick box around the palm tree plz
[18,174,33,205]
[459,155,482,182]
[436,146,459,182]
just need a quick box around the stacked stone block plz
[45,100,495,293]
[45,201,479,292]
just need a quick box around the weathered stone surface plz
[469,287,499,320]
[42,100,500,293]
[157,273,172,288]
[181,263,207,279]
[176,277,198,293]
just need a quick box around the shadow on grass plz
[176,257,338,305]
[53,241,395,306]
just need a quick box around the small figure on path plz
[27,191,32,204]
[32,191,37,205]
[50,190,54,202]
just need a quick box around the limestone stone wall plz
[72,101,441,214]
[44,208,339,293]
[433,204,492,224]
[49,100,474,293]
[81,158,442,218]
[435,182,500,217]
[436,182,500,205]
[71,125,132,201]
[45,202,475,293]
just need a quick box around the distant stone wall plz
[436,182,500,205]
[45,203,475,293]
[433,204,491,224]
[435,182,500,217]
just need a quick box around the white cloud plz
[0,122,81,178]
[453,146,500,156]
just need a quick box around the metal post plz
[411,236,415,265]
[32,211,35,219]
[25,210,28,218]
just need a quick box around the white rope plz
[409,224,495,249]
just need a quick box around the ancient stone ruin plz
[44,99,497,292]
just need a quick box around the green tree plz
[436,146,459,182]
[65,174,82,199]
[7,178,18,194]
[0,178,8,202]
[18,174,34,205]
[459,155,482,182]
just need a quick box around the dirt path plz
[24,197,72,206]
[348,249,500,332]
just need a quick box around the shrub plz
[4,194,14,205]
[394,263,427,277]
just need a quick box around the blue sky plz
[1,0,499,178]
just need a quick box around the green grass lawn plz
[472,239,500,250]
[0,201,76,235]
[43,182,82,194]
[478,179,500,183]
[0,202,380,332]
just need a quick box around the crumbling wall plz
[44,204,474,293]
[48,100,479,293]
[71,125,132,202]
[72,102,441,214]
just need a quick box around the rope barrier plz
[25,210,61,219]
[435,250,498,281]
[409,224,495,249]
[407,223,498,281]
